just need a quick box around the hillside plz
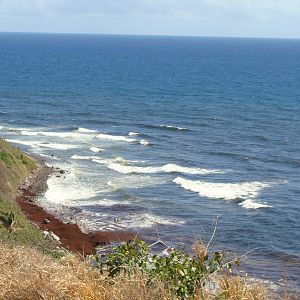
[0,138,37,201]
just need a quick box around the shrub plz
[94,239,239,298]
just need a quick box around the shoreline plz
[16,160,134,255]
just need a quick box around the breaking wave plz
[97,133,136,143]
[173,177,272,209]
[90,147,103,153]
[107,162,224,175]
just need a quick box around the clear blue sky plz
[0,0,299,38]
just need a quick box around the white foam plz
[90,147,103,153]
[128,132,139,136]
[107,175,164,190]
[140,139,151,146]
[162,164,223,175]
[45,167,98,204]
[92,156,145,166]
[160,124,188,131]
[77,211,185,232]
[174,177,271,202]
[107,162,224,175]
[97,133,136,143]
[19,129,95,139]
[239,199,272,209]
[20,130,40,136]
[71,155,98,160]
[0,126,4,130]
[38,143,80,150]
[77,127,98,133]
[6,139,41,148]
[107,163,161,174]
[7,139,80,150]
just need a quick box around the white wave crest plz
[159,124,188,131]
[162,164,223,175]
[90,147,103,153]
[107,162,224,175]
[140,139,151,146]
[107,163,161,174]
[97,133,136,143]
[128,132,139,136]
[92,156,144,166]
[239,199,272,209]
[77,127,98,133]
[71,155,98,160]
[38,143,80,150]
[6,139,41,148]
[7,139,80,150]
[173,177,271,202]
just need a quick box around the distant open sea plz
[0,33,299,287]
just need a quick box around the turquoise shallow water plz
[0,33,299,286]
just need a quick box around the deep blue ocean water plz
[0,33,299,286]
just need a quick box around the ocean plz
[0,33,299,287]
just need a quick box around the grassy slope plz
[0,138,60,255]
[0,138,36,201]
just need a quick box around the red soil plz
[16,187,134,255]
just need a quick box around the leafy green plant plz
[94,239,239,298]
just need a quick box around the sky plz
[0,0,300,38]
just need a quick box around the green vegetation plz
[0,197,62,257]
[95,240,240,298]
[0,138,60,257]
[0,138,37,201]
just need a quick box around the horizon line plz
[0,30,299,40]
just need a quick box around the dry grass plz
[0,243,282,300]
[217,274,270,300]
[0,243,102,300]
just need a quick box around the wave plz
[97,133,136,143]
[239,199,272,209]
[77,127,98,133]
[107,175,164,190]
[159,124,189,131]
[107,163,161,174]
[6,139,80,150]
[128,132,139,136]
[77,211,185,232]
[90,147,103,153]
[19,129,95,139]
[71,155,98,160]
[0,126,4,130]
[44,168,98,204]
[141,124,189,131]
[38,143,81,150]
[140,139,151,146]
[6,139,41,148]
[107,162,224,175]
[92,156,144,166]
[173,177,271,204]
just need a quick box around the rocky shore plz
[16,161,134,255]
